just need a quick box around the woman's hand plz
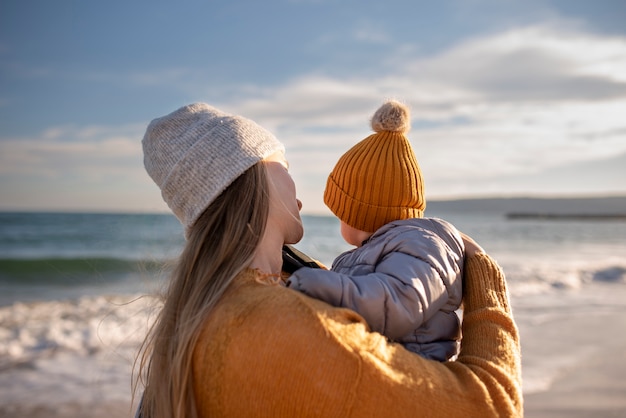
[460,232,484,257]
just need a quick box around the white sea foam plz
[0,295,159,368]
[0,294,161,408]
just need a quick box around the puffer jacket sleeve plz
[288,224,463,340]
[287,267,347,310]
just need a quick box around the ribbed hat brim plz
[323,131,425,233]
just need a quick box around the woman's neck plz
[249,229,283,276]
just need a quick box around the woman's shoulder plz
[193,270,397,417]
[204,268,368,337]
[194,268,372,382]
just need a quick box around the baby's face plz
[340,221,372,247]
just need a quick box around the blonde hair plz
[134,161,270,418]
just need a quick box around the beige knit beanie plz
[324,100,425,233]
[142,103,284,237]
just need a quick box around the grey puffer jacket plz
[288,217,464,361]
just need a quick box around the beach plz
[517,283,626,417]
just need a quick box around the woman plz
[135,103,523,417]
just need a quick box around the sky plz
[1,0,625,215]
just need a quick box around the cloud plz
[405,25,626,101]
[0,124,146,178]
[0,123,167,212]
[223,24,626,121]
[218,24,626,209]
[451,151,626,198]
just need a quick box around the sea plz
[1,202,625,413]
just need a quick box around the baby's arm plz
[288,220,464,340]
[288,252,449,340]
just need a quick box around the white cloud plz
[403,25,626,101]
[227,24,626,123]
[0,123,165,212]
[1,123,143,169]
[221,24,626,210]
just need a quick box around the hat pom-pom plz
[370,100,410,134]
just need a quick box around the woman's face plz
[264,151,304,245]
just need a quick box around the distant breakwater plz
[506,213,626,221]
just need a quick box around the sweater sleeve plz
[194,253,523,418]
[453,253,523,414]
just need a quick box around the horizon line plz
[2,192,626,216]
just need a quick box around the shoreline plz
[0,401,132,418]
[514,282,626,417]
[507,212,626,221]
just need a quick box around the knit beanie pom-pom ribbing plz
[324,98,424,232]
[370,100,410,134]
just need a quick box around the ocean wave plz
[503,262,626,296]
[589,266,626,283]
[0,294,160,372]
[0,257,170,285]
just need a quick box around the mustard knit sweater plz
[192,253,523,417]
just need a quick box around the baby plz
[287,100,464,361]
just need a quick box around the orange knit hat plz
[323,100,425,233]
